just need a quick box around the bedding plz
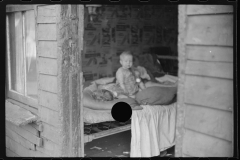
[83,83,143,111]
[131,103,177,157]
[135,85,177,105]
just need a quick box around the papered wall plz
[82,5,178,82]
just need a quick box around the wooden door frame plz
[57,5,84,157]
[175,5,187,157]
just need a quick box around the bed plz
[83,52,178,157]
[83,74,178,145]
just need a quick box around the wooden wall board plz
[40,122,61,145]
[37,5,57,23]
[186,15,233,46]
[187,5,233,15]
[36,137,61,157]
[184,75,233,111]
[39,106,60,127]
[39,90,59,112]
[6,121,42,147]
[38,57,58,76]
[37,24,57,40]
[39,74,58,93]
[185,60,233,79]
[182,129,232,157]
[38,41,57,58]
[6,136,49,157]
[6,128,36,151]
[186,45,233,63]
[185,104,232,141]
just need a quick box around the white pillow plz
[91,77,115,85]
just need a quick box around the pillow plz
[135,86,177,105]
[92,77,115,85]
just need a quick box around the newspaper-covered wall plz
[83,5,178,82]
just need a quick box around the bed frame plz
[84,120,131,143]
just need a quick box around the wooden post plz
[175,5,187,157]
[57,5,84,157]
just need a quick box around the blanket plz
[130,103,176,157]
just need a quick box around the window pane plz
[7,12,25,94]
[25,10,37,99]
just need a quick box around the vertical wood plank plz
[175,5,187,157]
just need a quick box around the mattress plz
[84,107,114,124]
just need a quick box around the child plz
[115,51,146,98]
[116,51,177,98]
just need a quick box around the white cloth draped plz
[130,103,176,157]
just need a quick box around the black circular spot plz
[111,102,132,123]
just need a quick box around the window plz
[6,6,38,108]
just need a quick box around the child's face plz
[120,55,133,69]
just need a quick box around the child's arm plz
[139,81,146,90]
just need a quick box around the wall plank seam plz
[184,102,233,112]
[184,128,232,143]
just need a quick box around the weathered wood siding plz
[176,5,233,157]
[36,5,62,157]
[6,5,60,157]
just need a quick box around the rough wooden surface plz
[186,15,233,46]
[187,5,233,15]
[38,24,57,40]
[6,101,38,126]
[36,137,60,157]
[184,75,233,111]
[186,46,233,63]
[39,90,59,111]
[57,5,84,157]
[175,5,187,157]
[38,57,58,76]
[6,121,42,147]
[6,128,36,151]
[185,61,233,79]
[39,74,58,93]
[37,5,57,23]
[38,41,57,58]
[6,137,49,157]
[182,129,232,157]
[40,122,61,145]
[185,104,232,141]
[39,106,60,127]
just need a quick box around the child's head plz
[119,51,133,69]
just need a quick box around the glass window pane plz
[7,12,25,94]
[25,10,37,99]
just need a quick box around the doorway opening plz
[81,5,179,157]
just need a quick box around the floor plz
[84,130,174,157]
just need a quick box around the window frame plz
[6,5,38,110]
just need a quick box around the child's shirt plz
[116,67,139,96]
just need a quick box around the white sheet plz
[130,103,176,157]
